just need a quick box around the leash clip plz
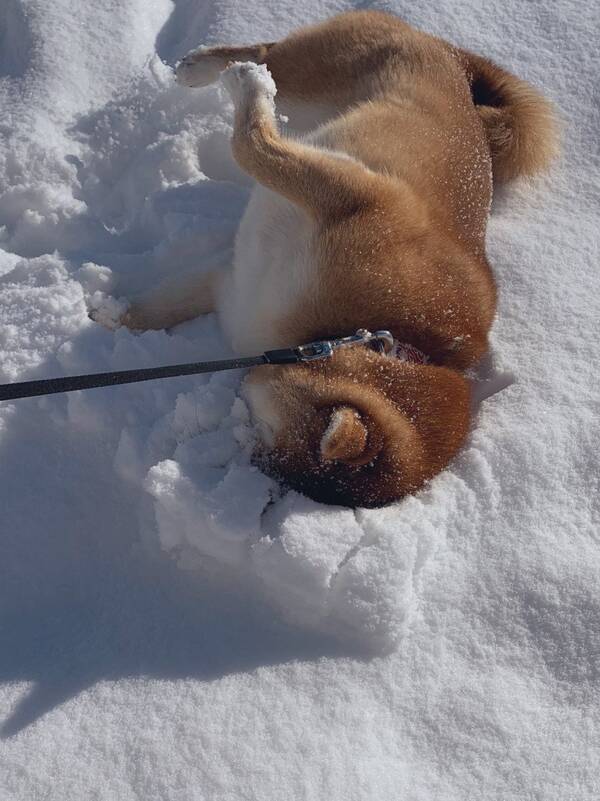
[296,328,394,362]
[296,340,335,361]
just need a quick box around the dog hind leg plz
[176,11,416,109]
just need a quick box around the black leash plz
[0,330,394,402]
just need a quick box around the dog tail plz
[458,49,559,182]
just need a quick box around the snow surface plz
[0,0,599,798]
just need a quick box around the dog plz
[122,11,558,507]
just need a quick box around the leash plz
[0,329,395,402]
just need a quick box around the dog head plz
[243,346,471,507]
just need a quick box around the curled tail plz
[458,49,559,182]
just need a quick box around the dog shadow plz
[0,385,350,739]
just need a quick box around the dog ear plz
[320,406,368,463]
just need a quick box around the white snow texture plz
[0,1,598,799]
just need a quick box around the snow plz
[0,1,599,799]
[220,61,277,105]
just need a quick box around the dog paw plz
[175,46,228,88]
[221,61,277,107]
[88,292,130,331]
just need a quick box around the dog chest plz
[218,186,317,355]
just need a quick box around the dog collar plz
[392,341,429,365]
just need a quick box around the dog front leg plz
[221,62,386,220]
[122,268,224,332]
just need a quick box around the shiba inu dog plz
[123,11,557,507]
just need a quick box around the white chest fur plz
[217,184,317,355]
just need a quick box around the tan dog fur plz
[125,11,558,507]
